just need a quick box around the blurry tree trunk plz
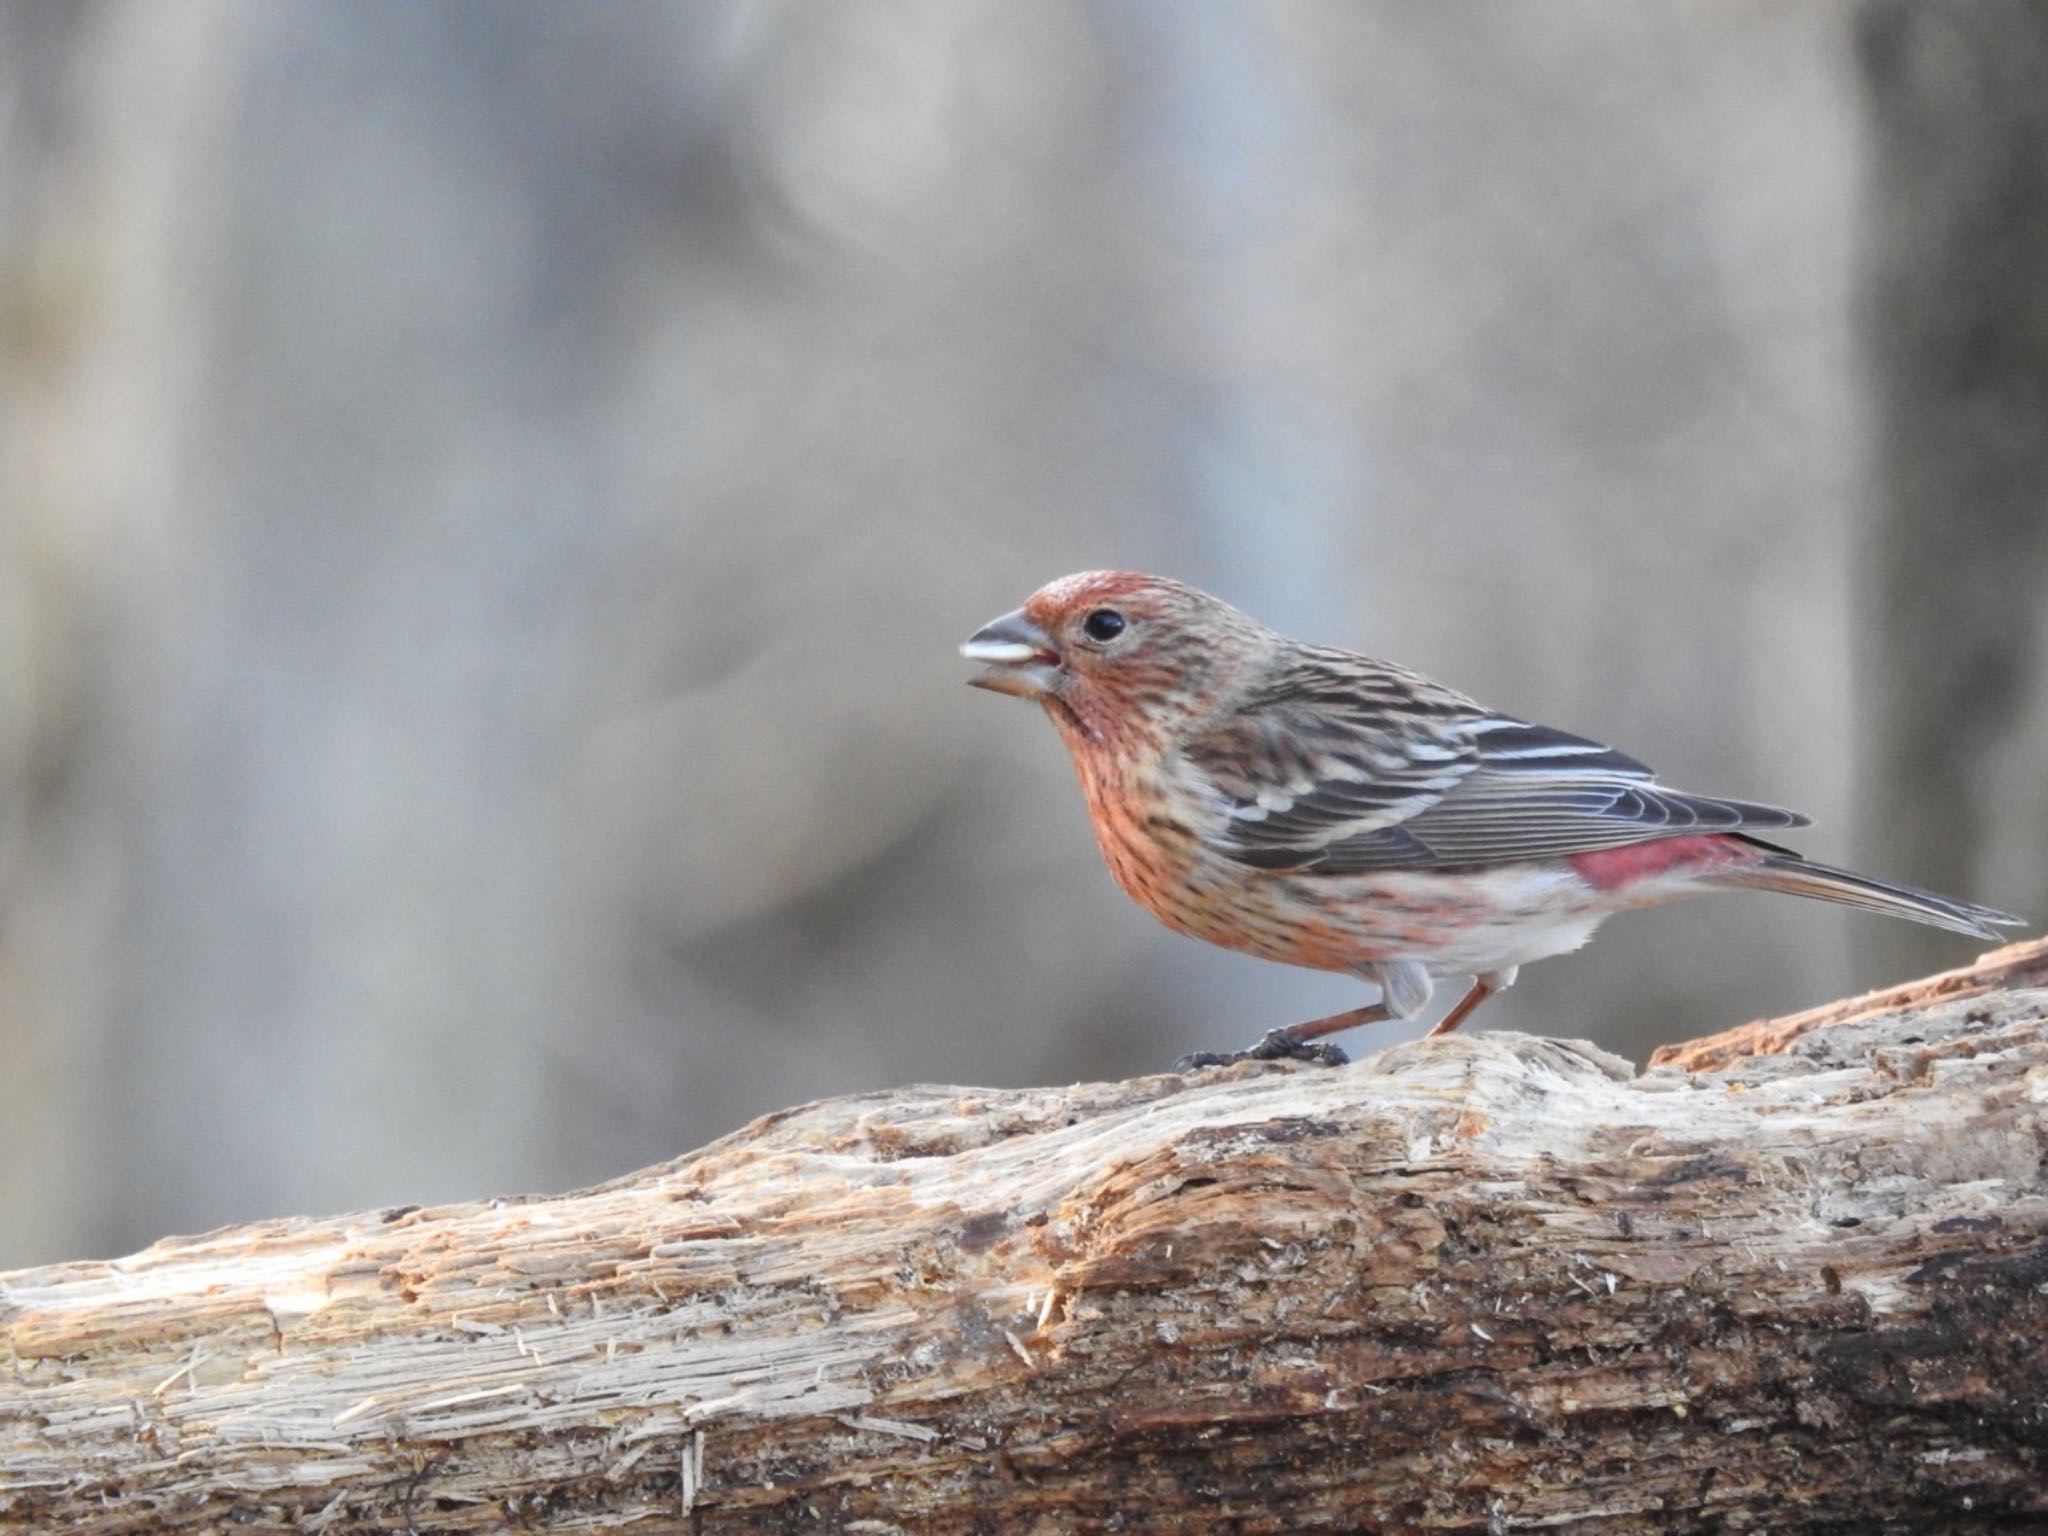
[1855,0,2048,980]
[4,939,2047,1534]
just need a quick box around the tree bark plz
[6,941,2048,1534]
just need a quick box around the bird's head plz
[960,571,1268,745]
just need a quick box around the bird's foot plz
[1176,1029,1350,1072]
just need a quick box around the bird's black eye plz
[1081,608,1127,643]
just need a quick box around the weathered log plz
[1651,937,2048,1073]
[5,941,2048,1534]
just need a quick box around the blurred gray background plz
[3,1,2044,1268]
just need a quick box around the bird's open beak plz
[960,608,1060,698]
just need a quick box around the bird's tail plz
[1707,852,2024,942]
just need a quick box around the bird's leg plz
[1426,967,1516,1036]
[1176,1001,1391,1071]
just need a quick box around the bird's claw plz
[1176,1029,1350,1072]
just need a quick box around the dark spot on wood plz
[956,1212,1011,1254]
[1638,1153,1750,1188]
[1907,1250,1970,1284]
[1957,1241,2048,1289]
[1821,1265,1842,1294]
[1249,1118,1344,1144]
[1933,1214,2001,1234]
[1830,1322,1976,1372]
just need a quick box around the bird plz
[959,570,2023,1067]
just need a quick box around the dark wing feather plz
[1185,652,1485,863]
[1189,660,1810,874]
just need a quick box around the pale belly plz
[1133,853,1621,980]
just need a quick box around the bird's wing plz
[1187,652,1809,874]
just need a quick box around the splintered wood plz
[4,939,2047,1533]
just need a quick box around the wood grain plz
[5,939,2048,1533]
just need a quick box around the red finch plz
[961,571,2023,1066]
